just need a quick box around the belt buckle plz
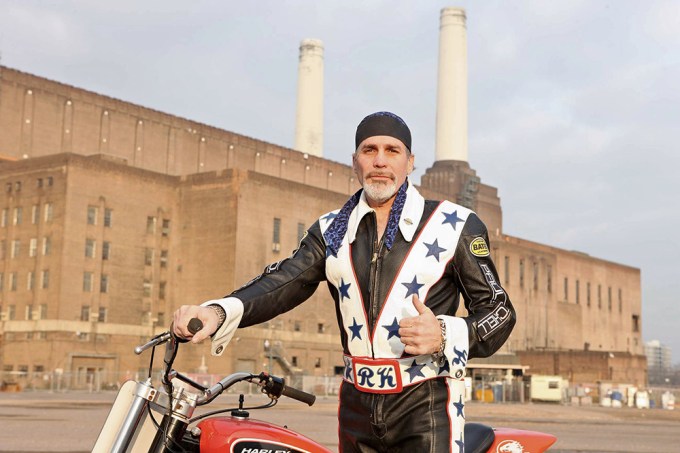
[352,357,403,394]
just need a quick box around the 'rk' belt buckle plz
[352,358,403,394]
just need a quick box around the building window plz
[41,270,50,289]
[146,216,156,234]
[563,277,568,301]
[29,238,37,257]
[83,272,94,292]
[291,356,298,367]
[632,314,640,332]
[104,208,112,227]
[162,219,170,236]
[81,305,90,322]
[1,208,7,227]
[575,280,580,304]
[160,250,168,268]
[10,273,17,291]
[42,237,51,256]
[0,273,3,291]
[13,207,22,225]
[272,218,281,253]
[159,281,166,300]
[546,265,552,293]
[315,358,322,368]
[37,178,43,188]
[11,240,20,258]
[44,203,53,222]
[143,280,152,297]
[533,262,538,291]
[31,205,39,224]
[85,238,96,258]
[618,289,622,313]
[598,284,602,309]
[27,272,35,291]
[39,304,47,319]
[519,259,524,288]
[5,183,11,193]
[8,304,16,320]
[608,286,612,311]
[98,307,107,322]
[100,274,109,293]
[102,241,110,260]
[297,222,306,243]
[317,323,325,334]
[87,206,98,225]
[294,320,301,332]
[25,304,33,320]
[15,182,21,192]
[587,282,591,307]
[47,176,54,186]
[144,248,154,266]
[504,256,510,285]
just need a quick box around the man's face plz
[353,135,414,206]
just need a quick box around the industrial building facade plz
[0,65,645,391]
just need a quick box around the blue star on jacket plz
[424,239,447,262]
[453,395,465,418]
[382,317,401,340]
[442,210,464,230]
[322,212,338,223]
[438,358,450,375]
[348,318,363,341]
[455,434,464,453]
[405,360,425,382]
[338,278,351,301]
[402,276,424,298]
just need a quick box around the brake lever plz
[134,331,172,355]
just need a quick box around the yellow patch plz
[469,237,490,257]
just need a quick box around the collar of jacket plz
[347,179,425,247]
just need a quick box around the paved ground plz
[1,390,679,452]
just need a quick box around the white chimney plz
[435,7,468,162]
[294,39,324,157]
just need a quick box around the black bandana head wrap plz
[355,111,412,152]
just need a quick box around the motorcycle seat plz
[464,422,495,453]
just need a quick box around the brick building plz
[0,66,646,389]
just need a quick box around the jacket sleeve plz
[228,220,328,327]
[451,213,516,358]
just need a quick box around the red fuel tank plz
[197,416,333,453]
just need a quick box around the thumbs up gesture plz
[399,295,442,355]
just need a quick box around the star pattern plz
[453,395,465,419]
[442,210,464,231]
[348,318,363,341]
[338,278,351,302]
[424,239,447,262]
[454,433,464,453]
[322,212,338,223]
[402,276,424,299]
[405,360,426,382]
[382,317,401,340]
[437,358,450,375]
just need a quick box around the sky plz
[1,0,678,363]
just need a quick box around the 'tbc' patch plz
[469,237,490,257]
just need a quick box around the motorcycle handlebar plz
[281,384,317,406]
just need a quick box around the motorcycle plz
[94,319,557,452]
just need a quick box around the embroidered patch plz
[469,237,490,257]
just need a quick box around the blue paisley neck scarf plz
[324,180,408,257]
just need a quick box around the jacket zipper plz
[368,213,385,359]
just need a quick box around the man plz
[173,111,515,452]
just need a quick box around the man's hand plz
[172,305,221,344]
[399,295,441,355]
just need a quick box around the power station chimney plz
[294,39,324,157]
[435,7,468,162]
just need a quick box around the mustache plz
[366,172,395,180]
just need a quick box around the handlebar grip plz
[281,384,316,406]
[188,318,204,334]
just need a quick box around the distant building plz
[645,340,672,384]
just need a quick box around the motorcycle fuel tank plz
[198,416,333,453]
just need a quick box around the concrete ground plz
[0,390,679,452]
